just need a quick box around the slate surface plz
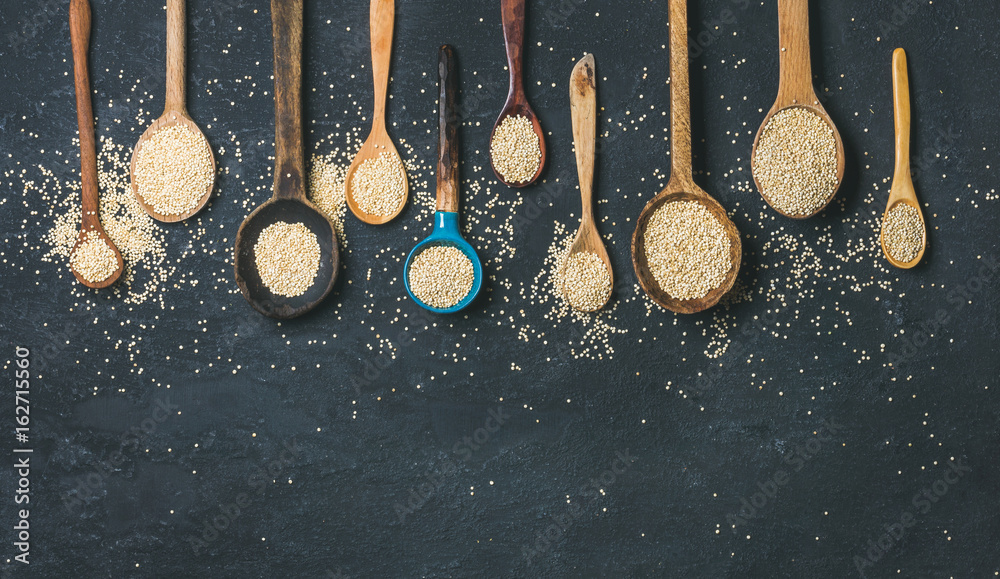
[0,0,998,577]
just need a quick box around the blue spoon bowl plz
[404,211,483,314]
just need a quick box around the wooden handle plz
[165,0,186,112]
[501,0,526,102]
[892,48,911,182]
[436,45,460,213]
[570,54,596,222]
[69,0,100,231]
[668,0,693,183]
[271,0,304,200]
[370,0,394,126]
[777,0,815,104]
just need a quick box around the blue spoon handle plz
[437,45,460,213]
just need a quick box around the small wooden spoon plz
[881,48,927,269]
[751,0,845,219]
[129,0,216,223]
[489,0,546,188]
[344,0,408,225]
[234,0,339,319]
[631,0,741,314]
[564,54,612,313]
[69,0,123,289]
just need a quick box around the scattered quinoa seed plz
[408,245,474,309]
[882,203,923,263]
[133,123,214,216]
[71,231,118,283]
[351,151,406,216]
[560,251,612,312]
[254,221,322,298]
[754,107,839,217]
[643,200,731,300]
[308,154,348,245]
[490,114,541,184]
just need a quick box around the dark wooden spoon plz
[234,0,339,319]
[631,0,741,314]
[489,0,546,188]
[69,0,123,289]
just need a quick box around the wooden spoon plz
[631,0,741,314]
[489,0,546,188]
[234,0,339,319]
[751,0,845,219]
[344,0,408,225]
[881,48,926,269]
[69,0,123,289]
[563,54,612,313]
[129,0,216,223]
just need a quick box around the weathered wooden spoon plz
[631,0,741,314]
[751,0,845,219]
[129,0,216,223]
[881,48,926,269]
[344,0,408,225]
[564,54,612,313]
[234,0,339,319]
[69,0,123,289]
[489,0,546,188]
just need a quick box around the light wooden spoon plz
[751,0,845,219]
[345,0,408,225]
[563,54,612,313]
[129,0,216,223]
[69,0,123,289]
[631,0,741,314]
[881,48,927,269]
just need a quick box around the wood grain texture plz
[69,0,123,288]
[751,0,846,219]
[436,45,460,214]
[630,0,741,315]
[164,0,186,113]
[272,0,305,202]
[881,47,927,269]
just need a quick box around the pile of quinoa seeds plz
[70,231,117,283]
[254,221,321,298]
[643,201,732,300]
[490,114,541,184]
[351,151,406,216]
[133,123,214,216]
[754,107,839,216]
[882,203,923,262]
[408,245,474,309]
[560,252,612,311]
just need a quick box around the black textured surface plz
[1,0,999,577]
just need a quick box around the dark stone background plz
[1,0,998,577]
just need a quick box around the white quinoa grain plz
[490,114,541,184]
[71,231,118,283]
[560,252,612,312]
[882,203,923,263]
[254,221,321,298]
[643,200,731,300]
[408,245,474,309]
[133,123,214,216]
[351,151,406,216]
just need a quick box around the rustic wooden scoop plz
[129,0,216,223]
[881,48,927,269]
[564,54,613,313]
[345,0,408,225]
[751,0,845,218]
[69,0,123,289]
[489,0,546,188]
[631,0,741,314]
[234,0,339,319]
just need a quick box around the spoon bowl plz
[404,213,483,315]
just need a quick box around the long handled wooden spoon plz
[564,54,612,313]
[489,0,546,188]
[345,0,408,225]
[69,0,123,289]
[234,0,339,319]
[751,0,845,219]
[881,48,926,269]
[129,0,216,223]
[631,0,741,314]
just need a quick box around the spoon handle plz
[570,55,596,221]
[370,0,394,126]
[500,0,526,101]
[69,0,100,232]
[271,0,304,200]
[892,48,912,183]
[777,0,816,104]
[436,45,460,213]
[668,0,693,183]
[164,0,186,112]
